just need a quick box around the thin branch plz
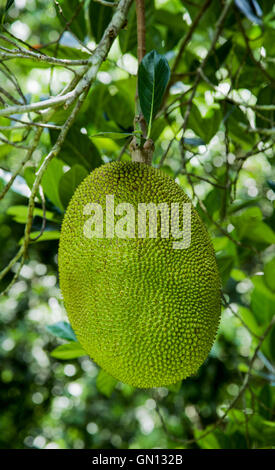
[0,0,134,291]
[221,294,261,340]
[0,127,43,201]
[0,62,27,104]
[181,171,227,189]
[181,0,234,137]
[238,124,275,136]
[0,136,30,149]
[157,138,175,168]
[0,85,23,105]
[0,91,73,117]
[198,68,275,111]
[93,0,118,5]
[162,0,212,106]
[29,186,47,242]
[136,0,146,63]
[157,316,275,446]
[172,0,212,74]
[236,14,275,86]
[0,48,89,66]
[0,121,62,131]
[54,0,93,54]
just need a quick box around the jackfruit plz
[58,161,221,388]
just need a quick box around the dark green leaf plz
[55,0,86,41]
[166,380,182,393]
[88,0,114,43]
[187,104,222,144]
[251,276,275,325]
[59,164,88,208]
[0,0,14,22]
[104,91,135,131]
[50,341,86,360]
[6,0,15,10]
[213,236,237,284]
[225,104,256,149]
[231,207,275,245]
[41,158,64,211]
[204,39,233,84]
[256,86,275,129]
[51,126,102,172]
[268,325,275,362]
[46,321,77,342]
[138,50,171,136]
[258,385,272,420]
[119,0,156,54]
[267,180,275,192]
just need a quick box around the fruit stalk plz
[131,0,154,165]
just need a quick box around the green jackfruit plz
[58,161,221,388]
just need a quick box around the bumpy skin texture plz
[59,162,221,388]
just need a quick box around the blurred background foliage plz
[0,0,275,450]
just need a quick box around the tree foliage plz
[0,0,275,450]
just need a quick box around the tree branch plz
[0,0,134,291]
[136,0,146,63]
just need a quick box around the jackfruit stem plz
[130,137,154,165]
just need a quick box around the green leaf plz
[7,205,55,224]
[96,369,118,397]
[213,236,237,284]
[46,321,77,342]
[267,324,275,362]
[41,158,65,211]
[5,0,15,10]
[42,44,90,60]
[251,275,275,325]
[0,0,14,23]
[118,2,137,53]
[187,104,222,144]
[138,50,171,137]
[166,380,182,393]
[231,207,275,245]
[51,126,102,172]
[119,0,156,54]
[19,230,60,244]
[55,0,86,41]
[104,91,135,131]
[264,258,275,292]
[88,0,114,43]
[150,116,167,142]
[256,86,275,129]
[226,105,255,149]
[23,167,36,191]
[204,39,233,84]
[59,165,88,208]
[50,341,86,360]
[0,144,12,159]
[194,428,221,449]
[238,306,263,336]
[258,384,272,420]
